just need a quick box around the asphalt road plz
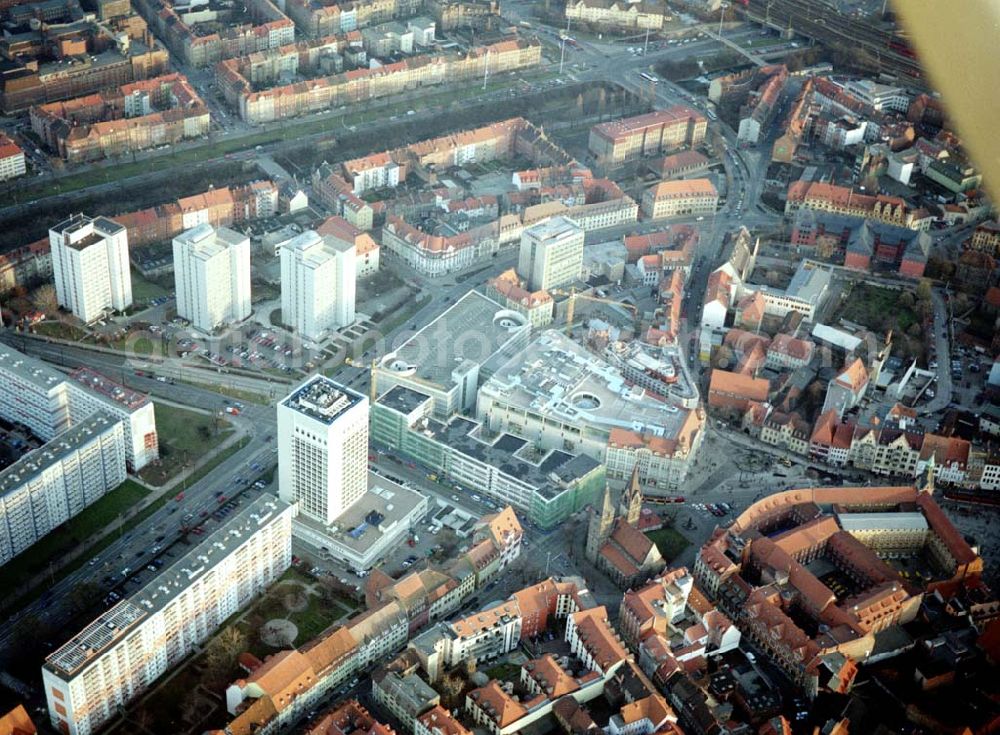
[0,406,277,663]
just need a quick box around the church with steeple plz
[585,468,665,589]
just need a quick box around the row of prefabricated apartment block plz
[0,342,160,566]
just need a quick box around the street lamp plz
[719,2,729,37]
[559,37,567,75]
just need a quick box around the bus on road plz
[639,72,659,84]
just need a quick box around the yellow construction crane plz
[565,289,640,336]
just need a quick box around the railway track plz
[743,0,925,86]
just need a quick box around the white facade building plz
[67,368,159,471]
[0,345,158,469]
[49,214,132,323]
[842,79,910,112]
[752,261,832,321]
[517,216,585,292]
[0,342,74,441]
[280,230,356,341]
[43,496,294,735]
[0,136,26,180]
[439,601,523,668]
[0,412,126,566]
[278,376,369,524]
[172,224,251,332]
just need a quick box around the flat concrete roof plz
[174,223,246,258]
[281,375,365,425]
[0,342,68,392]
[378,290,530,395]
[45,495,292,678]
[0,411,119,500]
[297,471,426,556]
[480,330,695,442]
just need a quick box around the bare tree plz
[203,627,247,688]
[68,582,101,614]
[437,673,466,709]
[31,284,58,316]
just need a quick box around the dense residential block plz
[29,73,210,162]
[565,0,667,30]
[0,411,125,566]
[589,107,707,167]
[43,496,295,735]
[0,27,169,113]
[130,0,295,66]
[218,36,540,123]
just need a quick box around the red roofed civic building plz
[589,106,707,167]
[708,369,770,418]
[694,480,982,699]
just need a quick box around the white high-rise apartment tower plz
[278,376,368,524]
[280,230,356,341]
[517,216,585,292]
[49,214,132,323]
[172,224,251,333]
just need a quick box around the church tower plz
[620,465,643,527]
[586,485,615,562]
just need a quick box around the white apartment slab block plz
[280,230,356,341]
[43,495,294,735]
[0,411,126,565]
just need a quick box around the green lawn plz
[138,404,234,486]
[289,594,349,641]
[483,662,521,682]
[238,586,355,656]
[66,480,149,538]
[179,438,246,488]
[645,527,691,562]
[130,270,170,302]
[32,321,89,341]
[0,479,150,598]
[838,284,919,333]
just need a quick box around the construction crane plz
[565,289,640,336]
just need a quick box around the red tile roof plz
[467,681,527,728]
[709,369,770,403]
[0,705,35,735]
